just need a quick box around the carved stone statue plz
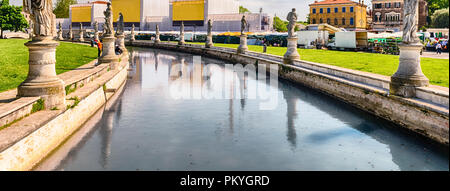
[69,25,73,40]
[287,8,297,37]
[103,2,114,35]
[206,19,213,48]
[180,21,184,34]
[80,22,83,30]
[240,15,247,34]
[155,24,161,43]
[94,21,99,32]
[116,12,124,35]
[207,19,212,34]
[23,0,55,38]
[402,0,419,44]
[130,24,135,41]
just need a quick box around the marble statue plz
[23,0,55,37]
[207,19,212,34]
[240,15,247,34]
[116,12,124,35]
[94,21,99,32]
[287,8,297,37]
[402,0,419,44]
[103,2,114,35]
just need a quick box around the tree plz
[0,4,28,38]
[273,16,287,32]
[431,8,449,28]
[239,6,251,14]
[427,0,449,15]
[1,0,10,6]
[53,0,77,18]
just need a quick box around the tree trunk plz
[0,28,3,39]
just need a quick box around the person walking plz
[436,42,442,55]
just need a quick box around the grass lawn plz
[188,42,449,87]
[0,39,97,92]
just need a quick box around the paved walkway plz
[421,51,449,59]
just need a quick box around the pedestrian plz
[436,42,442,54]
[97,40,103,58]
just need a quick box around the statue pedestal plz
[116,34,128,59]
[94,32,99,42]
[390,43,429,97]
[237,34,248,54]
[205,34,213,48]
[283,37,300,65]
[58,32,64,41]
[178,33,185,45]
[155,36,161,44]
[18,38,65,109]
[79,31,84,42]
[99,35,119,69]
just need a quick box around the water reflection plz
[35,47,448,171]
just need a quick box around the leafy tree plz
[273,16,287,32]
[0,4,28,38]
[427,0,449,16]
[1,0,10,6]
[431,8,449,28]
[239,6,251,14]
[53,0,77,18]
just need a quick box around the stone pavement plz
[421,51,449,59]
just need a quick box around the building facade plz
[371,0,428,32]
[309,0,368,30]
[68,0,272,32]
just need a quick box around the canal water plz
[35,47,448,171]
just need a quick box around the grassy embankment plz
[0,39,97,92]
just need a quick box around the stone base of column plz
[99,35,119,69]
[17,38,66,109]
[94,32,99,42]
[58,34,64,41]
[283,37,300,65]
[205,35,213,48]
[79,31,84,42]
[116,34,128,60]
[390,43,429,98]
[178,34,185,45]
[237,34,248,54]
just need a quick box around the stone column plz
[237,34,248,54]
[389,0,429,97]
[155,24,161,44]
[130,24,136,42]
[99,2,119,69]
[94,21,99,42]
[284,8,300,64]
[178,22,185,45]
[69,25,73,41]
[78,23,84,42]
[57,25,64,41]
[205,19,213,48]
[18,0,65,109]
[116,34,128,56]
[18,37,66,109]
[283,37,300,64]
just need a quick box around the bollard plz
[263,44,267,53]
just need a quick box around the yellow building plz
[309,0,367,30]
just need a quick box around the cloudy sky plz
[10,0,371,21]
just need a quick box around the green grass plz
[189,42,449,87]
[0,39,98,92]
